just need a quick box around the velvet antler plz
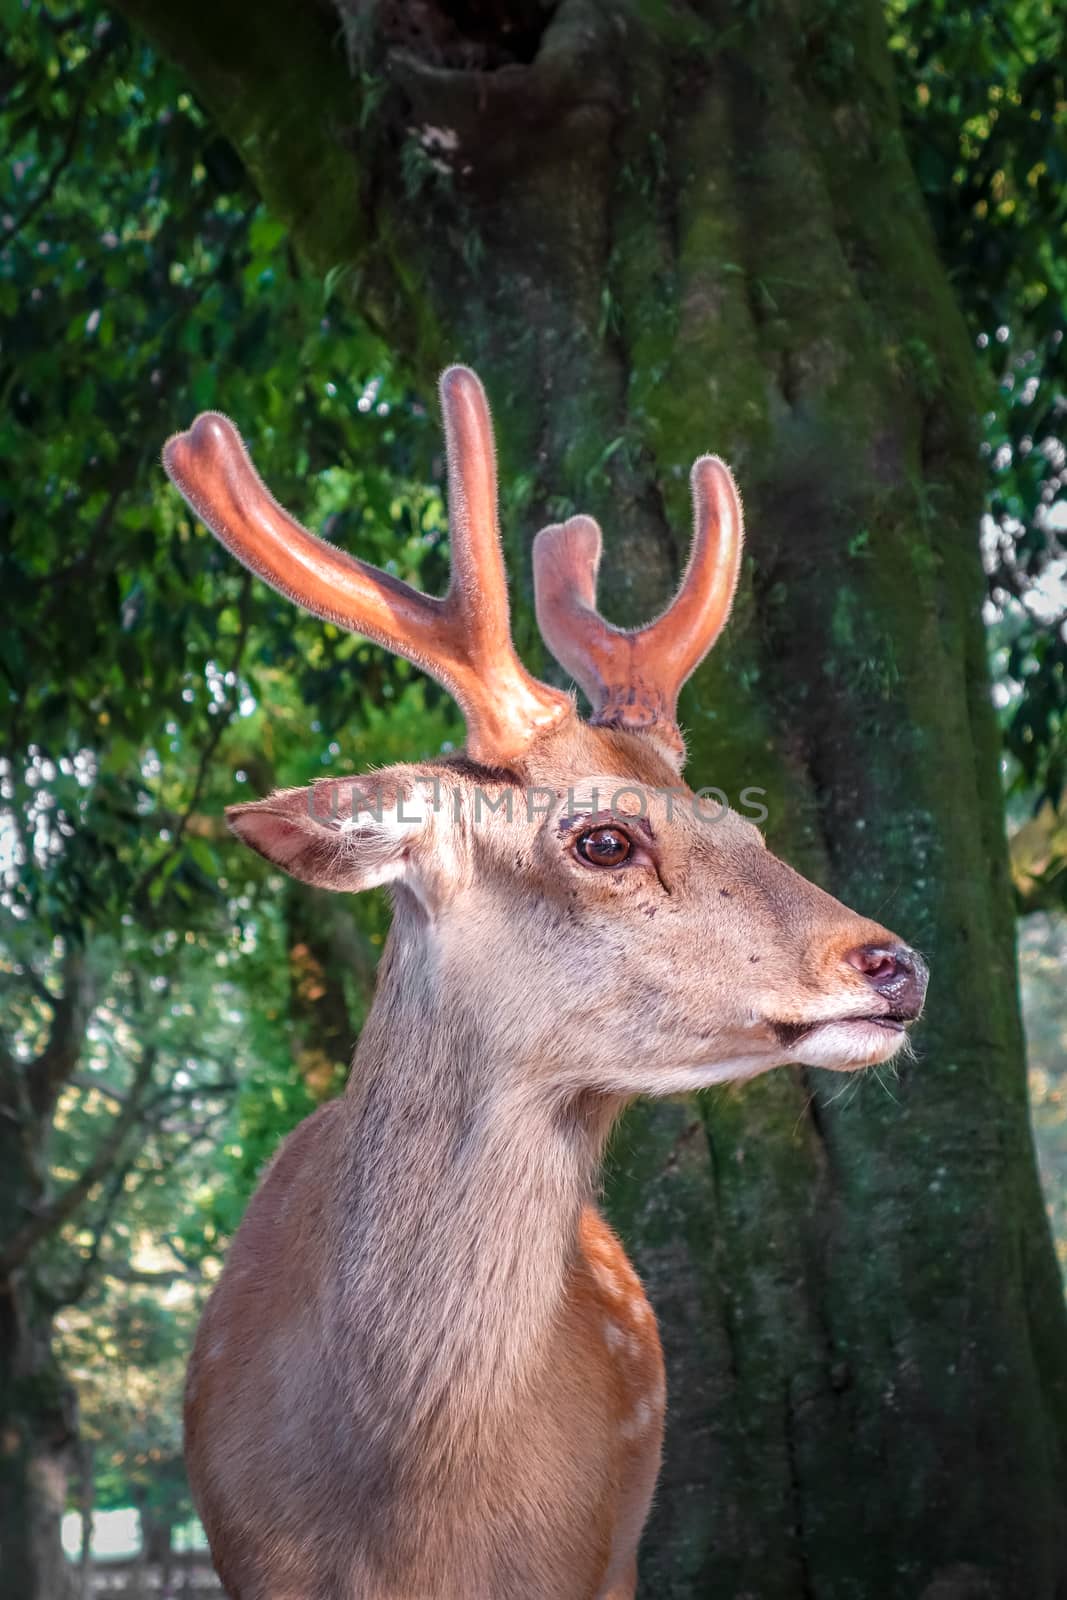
[163,367,570,764]
[532,456,744,759]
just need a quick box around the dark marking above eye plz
[719,888,733,898]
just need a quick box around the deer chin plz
[774,1015,908,1072]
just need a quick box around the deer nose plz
[844,943,928,1021]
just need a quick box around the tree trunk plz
[138,1501,175,1597]
[0,956,94,1600]
[0,1276,77,1600]
[75,1439,94,1600]
[111,1,1067,1594]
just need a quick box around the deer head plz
[163,367,926,1099]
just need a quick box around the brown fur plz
[186,718,919,1599]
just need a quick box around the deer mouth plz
[773,1014,906,1048]
[771,1013,909,1070]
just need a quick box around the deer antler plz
[163,367,570,765]
[532,457,744,758]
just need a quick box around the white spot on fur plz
[340,782,434,836]
[621,1400,653,1438]
[603,1320,625,1351]
[593,1262,622,1298]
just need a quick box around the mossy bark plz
[112,1,1067,1594]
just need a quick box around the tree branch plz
[1,1046,157,1275]
[43,1140,140,1310]
[44,1095,229,1307]
[146,1078,238,1111]
[109,0,374,280]
[26,945,96,1118]
[107,1263,200,1289]
[0,51,99,248]
[0,961,59,1009]
[132,575,253,909]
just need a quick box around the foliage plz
[890,0,1067,892]
[1,3,456,934]
[0,0,459,1534]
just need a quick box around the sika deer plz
[163,368,927,1600]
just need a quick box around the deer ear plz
[226,781,422,894]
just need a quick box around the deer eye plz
[575,826,633,868]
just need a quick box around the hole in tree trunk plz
[375,0,559,69]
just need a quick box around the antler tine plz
[532,514,619,713]
[533,454,744,759]
[162,415,443,662]
[162,367,570,764]
[438,366,510,657]
[434,365,571,755]
[641,456,745,684]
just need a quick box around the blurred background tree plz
[0,0,1064,1595]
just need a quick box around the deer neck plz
[336,909,619,1451]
